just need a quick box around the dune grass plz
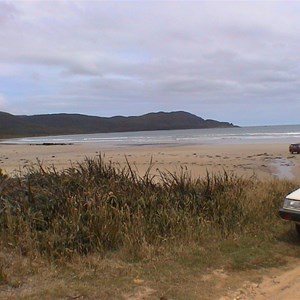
[0,156,299,299]
[0,155,297,259]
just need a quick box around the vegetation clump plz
[0,156,297,260]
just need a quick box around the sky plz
[0,1,300,126]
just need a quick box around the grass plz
[0,155,299,299]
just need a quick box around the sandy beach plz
[0,142,298,180]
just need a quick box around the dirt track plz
[220,261,300,300]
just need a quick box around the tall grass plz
[0,156,296,260]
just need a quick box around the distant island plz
[0,111,237,139]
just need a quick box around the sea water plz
[2,125,300,147]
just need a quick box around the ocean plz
[2,125,300,147]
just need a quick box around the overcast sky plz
[1,1,300,126]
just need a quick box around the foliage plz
[0,156,297,260]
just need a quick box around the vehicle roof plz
[286,188,300,200]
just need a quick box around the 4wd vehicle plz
[289,143,300,154]
[279,188,300,235]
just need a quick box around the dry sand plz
[0,142,299,180]
[220,259,300,300]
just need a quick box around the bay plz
[2,125,300,147]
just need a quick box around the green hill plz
[0,111,236,139]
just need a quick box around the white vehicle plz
[279,188,300,234]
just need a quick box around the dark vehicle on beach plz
[289,143,300,154]
[279,188,300,235]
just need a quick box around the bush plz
[0,157,296,259]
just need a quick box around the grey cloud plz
[0,1,18,25]
[1,1,300,125]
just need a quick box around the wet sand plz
[0,143,299,180]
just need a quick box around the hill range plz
[0,111,236,139]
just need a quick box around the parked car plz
[279,188,300,234]
[289,143,300,154]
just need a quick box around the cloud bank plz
[1,1,300,125]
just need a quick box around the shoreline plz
[0,142,298,181]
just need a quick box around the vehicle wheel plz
[295,223,300,236]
